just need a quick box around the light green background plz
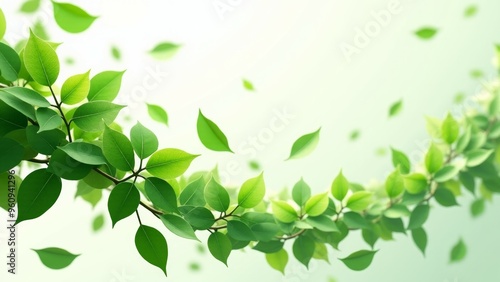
[1,0,500,281]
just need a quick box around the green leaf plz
[0,100,27,137]
[1,86,50,107]
[20,0,41,13]
[286,128,321,160]
[441,113,459,144]
[130,122,158,159]
[388,99,403,117]
[349,129,360,141]
[293,235,315,268]
[425,143,443,174]
[107,182,140,227]
[434,187,458,207]
[434,165,461,183]
[385,169,404,198]
[459,171,476,195]
[384,204,411,218]
[197,110,233,152]
[16,169,62,225]
[238,173,266,208]
[179,177,206,206]
[404,173,428,194]
[111,46,121,60]
[47,149,92,180]
[411,228,427,255]
[23,30,59,86]
[271,201,298,223]
[305,215,339,232]
[304,193,329,216]
[312,242,330,263]
[415,27,438,40]
[135,225,168,276]
[464,5,478,17]
[251,223,280,241]
[331,170,349,201]
[265,249,288,274]
[346,191,372,212]
[35,108,62,133]
[242,79,255,91]
[179,206,214,230]
[391,147,410,174]
[470,198,485,217]
[0,9,4,40]
[292,178,311,207]
[450,238,467,263]
[407,204,430,230]
[145,177,178,213]
[103,124,135,171]
[88,71,125,102]
[32,248,79,270]
[227,220,256,241]
[58,142,106,165]
[146,103,169,127]
[362,229,378,248]
[465,149,493,167]
[146,148,199,179]
[253,240,284,253]
[92,214,105,232]
[72,101,125,132]
[0,138,24,172]
[204,177,230,212]
[80,188,102,208]
[149,42,181,60]
[342,212,370,229]
[60,71,90,105]
[26,126,66,156]
[381,216,405,234]
[339,250,377,271]
[208,232,232,266]
[160,214,199,241]
[51,1,98,33]
[0,42,21,81]
[456,126,471,153]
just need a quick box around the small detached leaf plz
[464,5,478,18]
[149,42,181,60]
[135,225,168,276]
[208,232,232,266]
[197,110,233,152]
[20,0,41,13]
[339,250,377,271]
[450,238,467,263]
[51,1,98,33]
[243,79,255,91]
[147,103,169,127]
[32,248,79,270]
[111,46,121,60]
[415,27,438,40]
[286,128,320,160]
[388,99,403,117]
[465,149,493,167]
[470,199,485,218]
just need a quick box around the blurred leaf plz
[407,204,430,230]
[293,235,315,268]
[441,113,459,144]
[149,42,181,60]
[464,5,478,17]
[470,69,484,79]
[470,198,485,217]
[388,99,403,117]
[0,9,4,41]
[243,79,255,91]
[92,214,105,232]
[415,27,438,40]
[208,232,232,266]
[450,238,467,263]
[52,1,98,33]
[32,248,79,269]
[265,249,288,274]
[339,250,377,271]
[349,129,360,141]
[425,143,443,174]
[111,46,121,60]
[147,103,169,127]
[20,0,41,13]
[391,147,410,174]
[292,178,311,207]
[411,228,427,255]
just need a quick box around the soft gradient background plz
[1,0,500,281]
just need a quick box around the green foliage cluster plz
[1,2,499,278]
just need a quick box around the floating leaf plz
[20,0,41,13]
[0,138,24,172]
[349,130,360,141]
[464,5,478,17]
[197,110,232,152]
[24,30,59,86]
[32,248,79,269]
[415,27,438,40]
[52,1,98,33]
[388,99,403,117]
[92,214,105,232]
[149,42,181,60]
[470,199,485,217]
[111,46,121,60]
[286,128,320,160]
[339,250,377,271]
[243,79,255,91]
[146,103,169,127]
[450,238,467,263]
[208,232,232,266]
[135,225,168,276]
[146,148,199,179]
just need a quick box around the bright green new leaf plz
[52,1,98,33]
[135,225,168,276]
[16,169,62,225]
[20,0,41,13]
[58,142,106,165]
[103,124,135,171]
[130,122,158,159]
[72,101,125,132]
[146,103,169,127]
[304,193,329,216]
[425,143,443,174]
[111,46,121,60]
[415,27,438,40]
[434,165,461,183]
[286,128,320,160]
[292,178,311,207]
[411,228,427,255]
[87,71,125,102]
[385,169,404,198]
[35,108,62,133]
[204,177,230,212]
[149,42,181,60]
[450,238,467,263]
[92,214,105,232]
[331,170,349,201]
[441,113,459,144]
[160,214,199,241]
[197,110,233,152]
[238,173,265,208]
[465,149,493,167]
[108,182,140,227]
[271,201,298,223]
[265,249,288,274]
[243,79,254,91]
[339,250,377,271]
[407,204,430,230]
[0,42,21,81]
[404,173,428,194]
[388,99,403,117]
[208,232,232,266]
[0,138,24,172]
[32,248,79,270]
[23,30,59,86]
[464,5,478,17]
[60,71,90,105]
[179,177,206,206]
[346,191,372,212]
[0,8,5,40]
[293,235,315,268]
[391,147,410,174]
[146,148,198,179]
[145,177,178,213]
[312,242,329,263]
[227,220,256,241]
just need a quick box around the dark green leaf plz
[32,248,79,269]
[343,212,370,230]
[72,101,125,132]
[179,206,214,230]
[305,215,339,232]
[292,235,315,268]
[208,232,232,266]
[0,42,21,81]
[35,108,62,133]
[253,240,284,253]
[145,177,178,213]
[407,204,430,230]
[251,223,280,242]
[450,238,467,263]
[26,126,66,155]
[411,228,427,255]
[339,250,377,271]
[47,149,92,180]
[0,138,23,172]
[135,225,168,276]
[179,177,206,206]
[434,187,459,207]
[227,220,256,241]
[107,182,140,227]
[130,122,158,159]
[160,214,198,241]
[0,100,27,137]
